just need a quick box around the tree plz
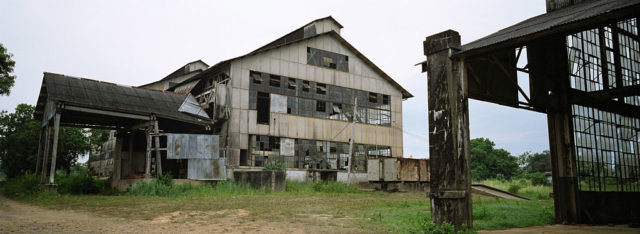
[0,104,92,178]
[518,150,551,174]
[470,138,519,180]
[0,43,16,95]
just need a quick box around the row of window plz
[307,47,349,72]
[249,70,390,110]
[242,134,391,171]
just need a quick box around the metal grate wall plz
[567,17,640,192]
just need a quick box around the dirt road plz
[0,195,326,233]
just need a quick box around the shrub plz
[414,220,474,234]
[1,173,40,198]
[507,184,521,194]
[530,172,550,186]
[264,161,286,171]
[57,174,112,195]
[311,181,361,193]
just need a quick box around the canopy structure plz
[33,72,213,185]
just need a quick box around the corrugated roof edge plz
[35,72,212,126]
[455,0,640,57]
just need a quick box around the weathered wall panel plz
[188,158,226,180]
[167,134,219,159]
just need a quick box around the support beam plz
[63,105,151,121]
[153,119,162,176]
[35,127,44,175]
[48,112,61,184]
[423,30,473,229]
[40,124,51,184]
[145,125,152,179]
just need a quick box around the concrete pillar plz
[40,124,51,184]
[423,30,472,229]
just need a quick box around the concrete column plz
[35,127,44,175]
[40,124,51,184]
[423,30,472,229]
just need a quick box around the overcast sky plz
[0,0,550,158]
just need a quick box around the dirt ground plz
[1,195,639,233]
[0,195,329,233]
[479,224,640,234]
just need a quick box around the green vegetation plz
[1,176,555,232]
[470,138,520,180]
[263,160,286,171]
[0,104,107,178]
[0,43,16,96]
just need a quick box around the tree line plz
[470,137,551,182]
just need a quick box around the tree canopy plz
[470,137,520,180]
[0,43,16,96]
[0,104,94,178]
[518,150,551,174]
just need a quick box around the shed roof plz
[34,72,210,125]
[457,0,640,57]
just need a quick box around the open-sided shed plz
[421,0,640,227]
[33,72,215,185]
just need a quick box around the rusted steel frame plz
[490,55,532,104]
[48,112,61,184]
[611,26,623,93]
[515,46,524,63]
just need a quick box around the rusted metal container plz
[367,157,430,182]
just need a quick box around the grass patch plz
[2,177,554,232]
[473,196,554,230]
[477,179,553,200]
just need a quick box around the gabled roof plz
[456,0,640,57]
[34,72,210,125]
[178,17,413,99]
[139,59,209,88]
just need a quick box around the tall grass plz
[0,173,40,198]
[476,179,552,200]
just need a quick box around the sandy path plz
[0,195,327,233]
[479,224,640,234]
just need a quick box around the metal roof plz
[34,72,210,125]
[457,0,640,57]
[173,17,414,99]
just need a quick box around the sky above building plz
[0,0,550,158]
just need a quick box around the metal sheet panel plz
[419,159,430,182]
[367,159,381,181]
[178,94,210,119]
[187,158,226,180]
[167,134,219,159]
[270,93,287,113]
[280,138,295,156]
[383,158,399,181]
[399,158,420,182]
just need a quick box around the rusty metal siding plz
[419,159,430,182]
[167,134,219,159]
[399,158,419,182]
[383,158,399,181]
[187,158,226,180]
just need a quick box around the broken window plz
[269,75,281,87]
[287,96,298,114]
[329,103,342,120]
[249,90,257,110]
[381,110,391,126]
[251,71,262,84]
[307,47,349,72]
[302,80,310,92]
[368,108,380,125]
[257,92,270,125]
[369,92,378,103]
[287,78,296,90]
[316,83,327,95]
[315,100,327,118]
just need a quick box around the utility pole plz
[347,96,357,184]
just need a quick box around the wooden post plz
[423,30,472,229]
[153,119,162,176]
[48,112,61,184]
[35,127,44,175]
[40,124,51,184]
[145,125,152,179]
[347,97,358,184]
